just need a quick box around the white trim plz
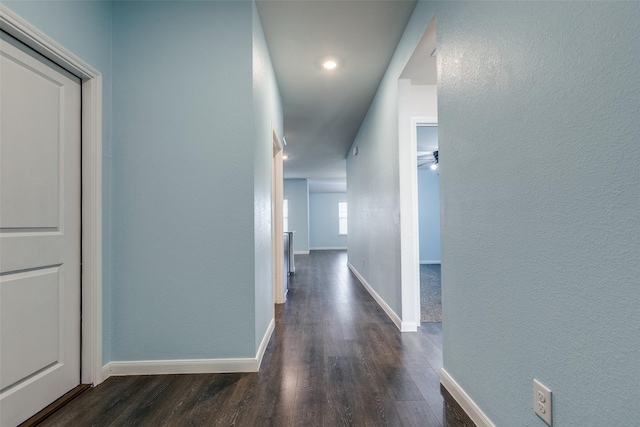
[107,319,275,376]
[348,262,417,332]
[272,129,285,304]
[107,358,259,376]
[440,368,495,427]
[420,260,441,265]
[310,247,347,251]
[0,5,103,386]
[255,318,275,370]
[102,364,112,382]
[0,6,99,79]
[294,250,310,255]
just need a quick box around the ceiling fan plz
[417,150,439,170]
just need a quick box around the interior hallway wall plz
[417,169,440,263]
[348,1,640,425]
[252,1,283,351]
[309,192,347,250]
[5,0,283,368]
[111,1,259,361]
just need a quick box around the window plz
[283,199,289,232]
[338,202,347,235]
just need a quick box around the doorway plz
[0,30,82,426]
[0,6,103,425]
[398,16,438,330]
[416,124,441,323]
[272,129,285,304]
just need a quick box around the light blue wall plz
[111,1,257,360]
[346,0,432,316]
[438,3,640,425]
[283,179,309,253]
[309,193,347,249]
[417,169,440,262]
[252,1,283,351]
[349,1,640,425]
[3,0,114,364]
[7,0,282,365]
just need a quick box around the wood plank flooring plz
[40,250,444,426]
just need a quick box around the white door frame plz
[271,129,285,304]
[1,5,104,386]
[398,111,438,331]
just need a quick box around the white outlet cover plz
[534,379,552,425]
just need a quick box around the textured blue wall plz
[437,3,640,425]
[346,1,434,317]
[349,1,640,425]
[417,169,440,263]
[252,1,283,350]
[309,193,348,249]
[8,0,282,365]
[283,179,310,253]
[111,1,257,360]
[4,0,114,364]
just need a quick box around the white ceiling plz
[256,0,418,187]
[400,16,436,85]
[417,125,438,153]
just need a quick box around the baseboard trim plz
[106,358,257,376]
[348,262,403,331]
[102,363,112,381]
[256,318,275,370]
[105,318,276,377]
[420,260,441,264]
[310,247,347,251]
[440,368,495,427]
[294,250,310,255]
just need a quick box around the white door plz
[0,31,81,427]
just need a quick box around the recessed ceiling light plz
[323,59,338,70]
[283,155,289,160]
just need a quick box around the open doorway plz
[398,17,438,330]
[416,124,441,322]
[272,129,286,304]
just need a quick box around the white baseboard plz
[400,321,419,332]
[310,247,347,251]
[294,250,309,255]
[256,318,275,370]
[440,368,495,427]
[102,363,112,382]
[104,318,276,377]
[420,260,441,264]
[348,262,404,331]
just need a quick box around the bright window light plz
[338,202,348,235]
[283,199,289,232]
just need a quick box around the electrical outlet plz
[534,380,552,425]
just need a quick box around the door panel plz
[0,31,81,427]
[1,267,61,390]
[0,49,61,229]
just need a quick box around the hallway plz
[40,251,444,426]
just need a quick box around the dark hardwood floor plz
[41,250,444,426]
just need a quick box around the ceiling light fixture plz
[323,59,338,70]
[283,155,289,160]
